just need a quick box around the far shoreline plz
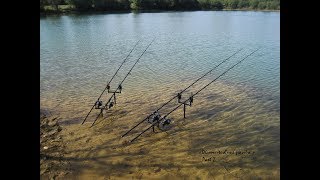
[40,8,280,16]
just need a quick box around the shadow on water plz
[41,10,279,178]
[41,76,279,178]
[43,102,279,178]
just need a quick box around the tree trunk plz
[55,4,59,12]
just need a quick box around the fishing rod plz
[81,40,141,125]
[90,38,156,127]
[129,48,260,143]
[121,48,243,137]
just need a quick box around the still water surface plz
[40,11,279,119]
[40,11,279,178]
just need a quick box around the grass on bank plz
[43,5,75,13]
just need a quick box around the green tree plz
[130,0,141,9]
[249,0,259,9]
[228,0,239,9]
[41,0,280,12]
[258,1,266,9]
[45,0,60,11]
[198,0,210,9]
[117,0,130,10]
[68,0,92,10]
[266,1,279,10]
[211,0,223,10]
[238,0,249,9]
[172,0,199,10]
[40,0,46,11]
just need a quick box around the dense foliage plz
[40,0,280,13]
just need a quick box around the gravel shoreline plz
[40,113,70,179]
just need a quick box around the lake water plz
[40,11,280,179]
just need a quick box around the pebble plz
[48,121,57,127]
[154,167,161,173]
[43,146,49,150]
[40,169,47,175]
[49,129,59,136]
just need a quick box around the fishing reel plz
[94,98,115,111]
[148,111,163,132]
[158,116,172,131]
[148,112,173,132]
[94,100,103,109]
[108,102,114,109]
[103,100,115,111]
[148,111,161,124]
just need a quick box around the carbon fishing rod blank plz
[127,48,260,143]
[81,40,141,125]
[89,38,156,128]
[121,48,244,138]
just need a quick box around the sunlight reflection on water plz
[40,11,279,179]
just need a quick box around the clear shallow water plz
[40,11,279,119]
[40,11,280,178]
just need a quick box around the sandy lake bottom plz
[40,78,279,179]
